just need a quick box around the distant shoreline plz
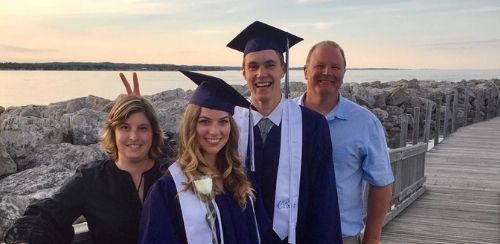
[0,62,403,71]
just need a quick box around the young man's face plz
[243,49,285,106]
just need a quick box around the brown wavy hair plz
[100,95,164,161]
[176,104,254,208]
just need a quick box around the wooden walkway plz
[382,116,500,244]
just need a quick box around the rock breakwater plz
[1,79,499,238]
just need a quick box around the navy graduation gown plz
[138,173,260,244]
[251,106,342,244]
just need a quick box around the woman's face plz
[196,107,231,161]
[115,112,153,164]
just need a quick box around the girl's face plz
[115,112,153,164]
[196,107,231,161]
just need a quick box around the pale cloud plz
[0,0,176,16]
[296,0,330,5]
[313,21,335,29]
[455,6,500,14]
[291,21,336,30]
[0,44,53,53]
[422,39,500,50]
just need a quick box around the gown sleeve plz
[305,116,343,243]
[4,167,88,244]
[138,174,187,244]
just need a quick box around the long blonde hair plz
[176,104,254,208]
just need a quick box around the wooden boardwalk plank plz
[382,117,500,244]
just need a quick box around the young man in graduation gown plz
[228,21,342,244]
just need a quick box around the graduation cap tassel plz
[248,104,256,172]
[285,38,290,99]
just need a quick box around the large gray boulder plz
[0,115,64,170]
[0,137,16,177]
[148,89,189,133]
[41,95,112,120]
[0,165,73,238]
[351,85,374,108]
[148,88,187,105]
[25,143,107,171]
[0,105,47,125]
[155,100,189,133]
[387,86,410,106]
[60,108,108,145]
[371,108,389,121]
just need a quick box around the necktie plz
[258,118,273,144]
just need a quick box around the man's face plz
[243,49,285,105]
[304,44,346,97]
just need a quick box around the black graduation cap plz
[226,20,303,55]
[226,21,303,98]
[180,70,250,115]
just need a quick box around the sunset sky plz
[1,0,500,69]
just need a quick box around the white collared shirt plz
[251,94,285,127]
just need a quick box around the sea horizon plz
[2,61,500,71]
[1,69,500,108]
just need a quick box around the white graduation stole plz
[169,162,224,244]
[234,99,303,243]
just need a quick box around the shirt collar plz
[325,94,348,121]
[252,94,284,126]
[298,92,348,121]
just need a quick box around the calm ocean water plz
[1,69,500,107]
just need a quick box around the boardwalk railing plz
[399,87,500,148]
[362,142,427,226]
[379,85,500,225]
[383,143,427,225]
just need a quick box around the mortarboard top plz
[180,70,250,115]
[226,21,303,55]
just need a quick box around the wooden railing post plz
[464,90,470,126]
[400,113,409,148]
[443,94,451,138]
[494,92,498,118]
[497,94,500,117]
[423,101,433,143]
[434,97,442,147]
[487,92,493,120]
[475,90,482,122]
[412,107,420,145]
[451,91,458,132]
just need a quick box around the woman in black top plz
[4,95,165,244]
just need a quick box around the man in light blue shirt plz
[294,40,394,244]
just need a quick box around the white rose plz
[193,177,213,195]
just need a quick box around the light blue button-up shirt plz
[295,94,394,237]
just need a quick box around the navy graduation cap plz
[227,21,303,54]
[226,21,303,98]
[180,70,250,115]
[180,69,257,172]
